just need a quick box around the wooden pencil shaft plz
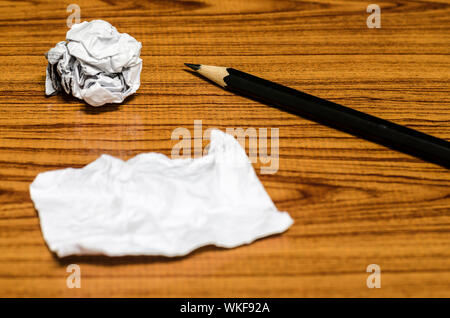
[223,68,450,168]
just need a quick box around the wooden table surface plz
[0,0,449,298]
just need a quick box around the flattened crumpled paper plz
[29,130,293,257]
[45,20,142,106]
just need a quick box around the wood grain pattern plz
[0,0,449,297]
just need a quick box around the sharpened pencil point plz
[184,63,201,71]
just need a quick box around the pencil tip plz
[184,63,201,71]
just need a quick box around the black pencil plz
[185,63,450,168]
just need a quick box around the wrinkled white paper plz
[30,130,293,257]
[45,20,142,106]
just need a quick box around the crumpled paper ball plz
[45,20,142,106]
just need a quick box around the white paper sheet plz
[29,130,293,258]
[45,20,142,106]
